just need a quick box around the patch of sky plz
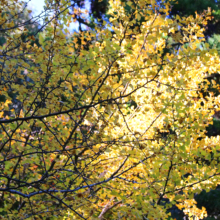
[24,0,91,32]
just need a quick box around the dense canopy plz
[0,0,220,219]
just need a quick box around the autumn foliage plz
[0,0,220,219]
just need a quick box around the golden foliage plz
[0,0,219,219]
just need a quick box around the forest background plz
[1,0,220,219]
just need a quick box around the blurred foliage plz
[208,34,220,52]
[206,118,220,137]
[195,189,220,217]
[169,0,219,17]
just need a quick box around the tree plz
[1,0,220,219]
[161,1,220,218]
